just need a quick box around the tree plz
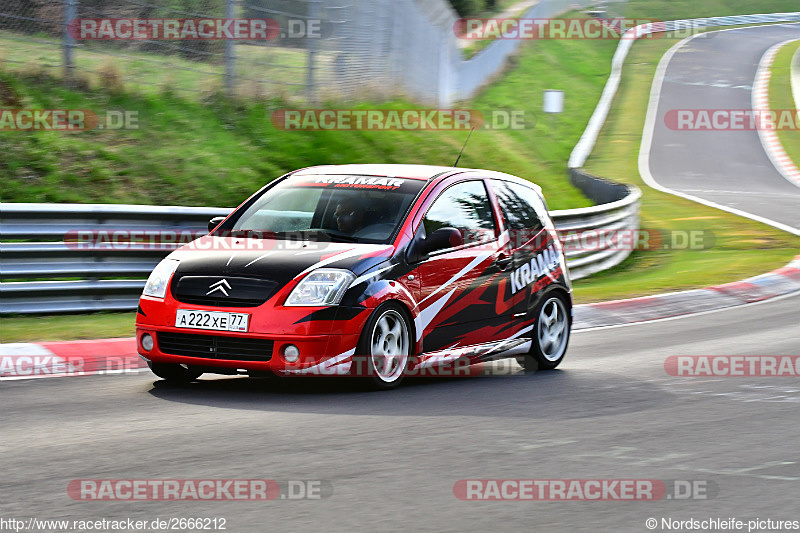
[448,0,487,17]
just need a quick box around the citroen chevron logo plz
[206,279,231,296]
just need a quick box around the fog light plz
[141,333,154,352]
[283,344,300,363]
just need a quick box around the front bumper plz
[136,295,368,376]
[136,327,361,375]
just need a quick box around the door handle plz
[495,254,513,270]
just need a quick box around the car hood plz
[170,236,395,286]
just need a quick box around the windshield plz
[228,175,427,244]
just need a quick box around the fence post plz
[305,0,320,104]
[63,0,76,87]
[225,0,236,95]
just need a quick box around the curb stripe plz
[752,38,800,187]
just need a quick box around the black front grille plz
[172,276,277,307]
[157,331,273,362]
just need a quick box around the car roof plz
[292,164,542,193]
[293,164,456,181]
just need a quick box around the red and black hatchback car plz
[136,164,572,389]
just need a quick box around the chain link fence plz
[1,0,355,102]
[0,0,622,105]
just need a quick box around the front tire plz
[147,361,203,383]
[517,294,570,371]
[352,303,412,390]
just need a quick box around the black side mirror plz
[208,216,226,233]
[407,226,463,264]
[425,227,464,254]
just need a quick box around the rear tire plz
[517,294,570,371]
[351,302,411,390]
[147,361,203,382]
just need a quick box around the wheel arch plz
[529,283,573,324]
[365,298,419,356]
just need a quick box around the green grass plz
[460,5,527,59]
[770,40,800,170]
[473,21,619,190]
[578,36,800,302]
[0,33,321,101]
[0,312,137,343]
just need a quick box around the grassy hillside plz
[3,0,798,208]
[0,19,622,210]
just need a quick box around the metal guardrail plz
[1,188,640,314]
[1,204,230,314]
[555,182,641,281]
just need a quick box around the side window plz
[492,180,545,233]
[422,180,496,243]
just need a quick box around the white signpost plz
[543,89,564,132]
[543,89,564,114]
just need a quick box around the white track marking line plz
[0,343,55,357]
[639,25,800,236]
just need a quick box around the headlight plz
[285,268,355,307]
[142,258,180,299]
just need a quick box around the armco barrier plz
[561,170,641,280]
[0,204,229,314]
[0,186,640,314]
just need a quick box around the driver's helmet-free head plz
[335,197,366,234]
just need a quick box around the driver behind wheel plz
[334,198,366,235]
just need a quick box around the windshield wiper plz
[302,229,360,243]
[226,230,277,239]
[227,229,360,243]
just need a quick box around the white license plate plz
[175,309,249,332]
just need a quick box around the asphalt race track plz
[644,23,800,232]
[2,293,799,531]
